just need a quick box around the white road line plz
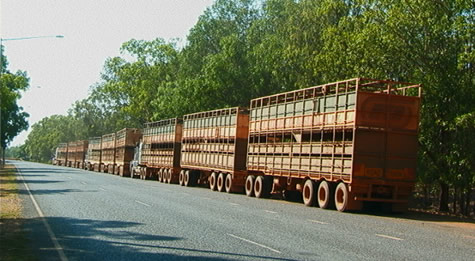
[81,181,87,185]
[99,187,107,192]
[230,203,240,206]
[308,219,329,225]
[135,200,151,207]
[17,169,69,261]
[375,234,404,241]
[227,233,281,254]
[264,210,277,214]
[203,197,212,200]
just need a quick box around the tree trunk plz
[0,146,4,168]
[424,184,429,207]
[453,186,457,214]
[439,181,450,212]
[465,189,472,217]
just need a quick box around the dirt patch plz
[0,165,36,261]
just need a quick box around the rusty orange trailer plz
[66,141,76,167]
[134,118,182,182]
[71,140,88,168]
[85,136,102,172]
[101,132,116,173]
[246,78,421,211]
[114,128,142,177]
[180,107,249,192]
[55,143,68,166]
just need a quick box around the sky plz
[1,0,214,146]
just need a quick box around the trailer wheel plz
[184,170,192,187]
[245,175,255,197]
[225,174,234,193]
[156,169,162,182]
[209,172,218,191]
[303,179,316,207]
[217,173,226,192]
[163,169,168,183]
[334,182,349,212]
[166,169,172,184]
[317,180,334,209]
[254,176,271,198]
[179,170,185,186]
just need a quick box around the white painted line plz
[375,234,404,241]
[99,187,107,192]
[135,200,151,207]
[203,197,212,200]
[227,233,281,254]
[18,169,69,261]
[230,203,240,206]
[308,219,329,225]
[81,181,87,185]
[264,210,277,214]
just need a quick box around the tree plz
[0,44,30,166]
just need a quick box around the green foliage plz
[5,145,28,160]
[0,45,30,150]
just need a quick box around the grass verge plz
[0,164,36,261]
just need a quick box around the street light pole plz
[0,35,64,167]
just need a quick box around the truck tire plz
[254,176,271,198]
[317,180,334,209]
[166,169,172,184]
[209,172,218,191]
[179,170,185,186]
[303,179,316,207]
[245,175,255,197]
[184,170,192,187]
[334,182,348,212]
[225,173,234,193]
[217,173,226,192]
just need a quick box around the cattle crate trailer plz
[132,118,182,182]
[180,107,249,193]
[85,136,102,172]
[66,141,76,167]
[246,78,421,212]
[114,128,142,177]
[55,143,68,166]
[101,132,116,174]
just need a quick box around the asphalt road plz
[11,160,475,261]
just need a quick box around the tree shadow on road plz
[12,216,296,261]
[0,188,93,197]
[19,168,85,174]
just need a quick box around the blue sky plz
[1,0,214,146]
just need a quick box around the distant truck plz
[131,118,182,181]
[85,136,102,172]
[100,132,116,173]
[55,143,68,166]
[114,128,142,177]
[67,140,88,168]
